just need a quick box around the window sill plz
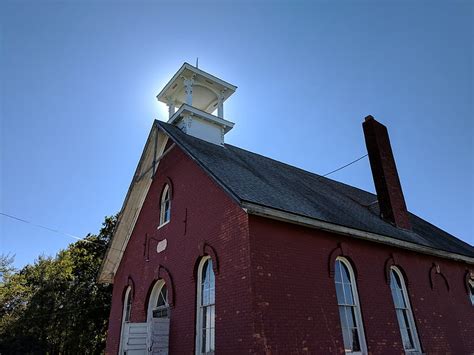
[157,220,170,230]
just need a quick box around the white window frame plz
[469,278,474,306]
[147,279,169,321]
[390,267,422,354]
[119,286,132,355]
[334,257,367,355]
[195,256,215,355]
[158,184,171,228]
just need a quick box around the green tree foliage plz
[0,216,116,354]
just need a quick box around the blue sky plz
[1,0,472,268]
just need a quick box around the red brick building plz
[99,63,474,354]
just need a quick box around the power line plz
[0,212,84,241]
[0,212,124,254]
[320,154,368,178]
[2,154,368,258]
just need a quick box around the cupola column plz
[217,91,225,118]
[183,78,194,106]
[167,98,176,118]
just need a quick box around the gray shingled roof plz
[156,120,474,258]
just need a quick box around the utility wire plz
[320,154,368,178]
[0,212,83,241]
[1,154,369,257]
[0,212,124,254]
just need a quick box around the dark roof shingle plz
[157,120,474,258]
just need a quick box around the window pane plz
[402,311,414,349]
[210,328,215,352]
[210,305,215,329]
[153,308,168,318]
[390,288,398,308]
[201,327,207,353]
[203,286,210,306]
[206,327,212,352]
[351,327,361,351]
[342,326,351,352]
[207,306,213,330]
[392,270,402,289]
[346,307,356,329]
[335,261,342,283]
[395,309,406,328]
[339,306,349,330]
[157,285,167,307]
[339,305,360,352]
[125,294,132,322]
[340,262,351,283]
[390,286,403,309]
[209,286,215,305]
[202,261,209,284]
[469,281,474,305]
[400,327,413,350]
[343,284,354,305]
[202,307,208,350]
[336,283,345,304]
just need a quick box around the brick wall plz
[248,215,474,354]
[105,139,473,354]
[105,144,256,354]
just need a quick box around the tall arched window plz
[390,267,422,352]
[159,184,171,227]
[124,288,132,322]
[334,257,367,354]
[119,286,132,354]
[468,273,474,306]
[196,256,215,355]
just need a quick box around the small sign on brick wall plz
[156,239,167,253]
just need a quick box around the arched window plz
[124,287,132,322]
[196,256,215,355]
[159,184,171,227]
[390,267,422,352]
[148,280,169,320]
[119,286,132,354]
[468,274,474,306]
[334,257,367,354]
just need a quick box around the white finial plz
[196,57,199,68]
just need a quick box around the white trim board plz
[98,126,170,283]
[168,104,235,133]
[242,202,474,265]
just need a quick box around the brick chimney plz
[363,115,411,230]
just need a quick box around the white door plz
[149,316,170,354]
[123,322,148,355]
[147,281,171,355]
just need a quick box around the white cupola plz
[156,63,237,145]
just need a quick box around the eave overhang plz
[98,123,170,283]
[156,63,237,107]
[169,104,235,133]
[242,201,474,265]
[99,121,473,284]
